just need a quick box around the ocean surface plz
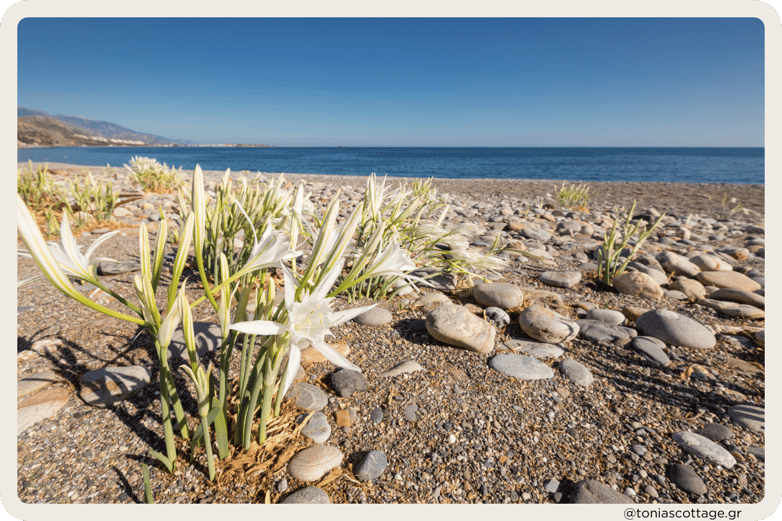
[18,147,765,185]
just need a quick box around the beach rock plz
[488,353,554,380]
[558,359,593,387]
[281,487,331,504]
[404,404,419,421]
[689,254,733,272]
[169,322,222,366]
[287,446,344,482]
[611,271,664,299]
[17,386,70,434]
[505,339,565,359]
[668,278,707,300]
[657,252,701,277]
[354,450,388,482]
[328,369,368,398]
[576,319,636,344]
[287,383,328,411]
[696,271,761,292]
[621,306,649,322]
[78,366,152,407]
[353,307,393,327]
[17,370,63,400]
[668,464,707,496]
[627,263,669,285]
[728,404,764,433]
[300,342,350,366]
[298,412,332,444]
[671,431,736,468]
[408,269,457,291]
[697,300,764,320]
[97,259,141,275]
[632,336,670,367]
[484,307,511,330]
[568,479,634,504]
[521,227,552,242]
[694,423,734,443]
[754,330,765,347]
[635,310,716,350]
[585,308,626,326]
[518,305,579,344]
[379,360,424,378]
[539,270,581,289]
[412,293,452,312]
[426,304,496,354]
[708,288,765,309]
[472,282,524,310]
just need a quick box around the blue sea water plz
[17,147,764,185]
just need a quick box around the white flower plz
[230,260,373,397]
[365,240,428,287]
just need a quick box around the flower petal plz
[309,339,361,373]
[330,304,376,326]
[229,320,286,337]
[280,343,302,398]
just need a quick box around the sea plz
[17,147,765,185]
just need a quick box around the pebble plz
[543,478,560,493]
[78,366,152,407]
[558,359,593,387]
[576,319,636,344]
[631,336,671,367]
[404,404,419,421]
[668,464,707,495]
[585,308,626,325]
[635,309,716,350]
[97,259,141,275]
[671,431,737,468]
[472,282,524,310]
[488,353,554,380]
[353,307,393,327]
[727,404,764,433]
[379,360,425,378]
[668,278,707,300]
[354,450,388,482]
[539,270,581,289]
[281,487,331,504]
[287,383,328,411]
[17,370,62,399]
[17,386,70,434]
[426,304,496,354]
[658,251,701,277]
[297,412,332,444]
[412,293,452,312]
[505,339,564,359]
[689,254,733,272]
[484,307,511,330]
[696,271,761,292]
[708,288,764,309]
[518,305,579,344]
[370,408,384,423]
[568,479,634,504]
[287,446,344,482]
[611,271,664,299]
[328,369,368,398]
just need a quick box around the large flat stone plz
[18,386,70,434]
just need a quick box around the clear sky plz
[17,17,764,146]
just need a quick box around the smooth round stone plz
[404,404,419,421]
[636,309,716,350]
[489,353,554,380]
[78,366,152,407]
[715,304,764,320]
[97,259,141,275]
[612,271,664,299]
[412,293,452,312]
[585,308,626,326]
[370,408,384,423]
[354,450,388,482]
[353,307,393,327]
[281,487,331,504]
[671,431,737,468]
[485,307,511,330]
[754,330,765,347]
[518,305,579,344]
[558,358,593,387]
[628,263,669,285]
[728,404,764,433]
[668,278,707,300]
[632,336,670,367]
[287,446,344,482]
[568,479,634,504]
[696,271,761,292]
[576,319,636,344]
[426,304,496,354]
[539,270,582,289]
[708,288,764,310]
[505,339,564,359]
[689,254,733,272]
[668,464,707,496]
[747,446,765,461]
[694,423,734,442]
[328,369,368,398]
[473,282,524,310]
[658,251,701,277]
[287,383,328,411]
[521,227,552,242]
[379,360,424,378]
[297,412,331,444]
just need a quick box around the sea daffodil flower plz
[230,260,374,397]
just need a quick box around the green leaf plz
[149,449,174,473]
[141,463,155,504]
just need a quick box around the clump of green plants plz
[596,199,664,285]
[717,194,752,220]
[69,170,119,225]
[556,182,591,209]
[125,156,184,193]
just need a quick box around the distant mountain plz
[17,107,198,147]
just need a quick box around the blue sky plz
[17,17,764,146]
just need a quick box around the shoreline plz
[19,161,765,221]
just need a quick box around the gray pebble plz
[281,487,331,504]
[328,369,368,398]
[354,450,388,482]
